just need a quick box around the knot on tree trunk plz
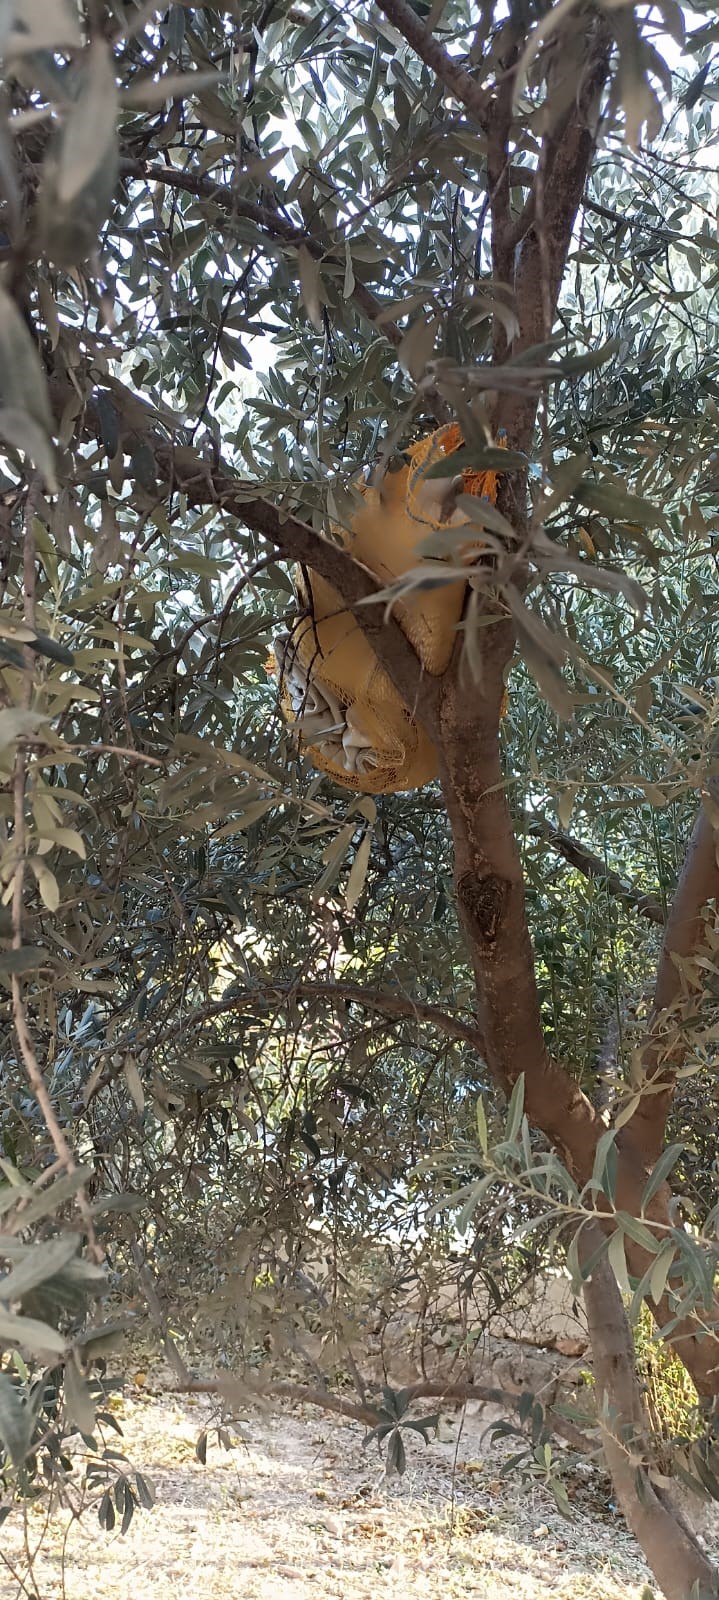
[457,871,506,950]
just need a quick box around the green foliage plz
[634,1301,701,1447]
[363,1385,440,1477]
[1,5,719,1574]
[0,1357,154,1534]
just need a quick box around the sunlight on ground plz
[0,1391,656,1600]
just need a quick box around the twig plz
[131,1242,191,1385]
[111,0,190,45]
[68,743,166,767]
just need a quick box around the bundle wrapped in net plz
[273,424,506,794]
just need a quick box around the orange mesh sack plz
[274,425,505,794]
[274,568,438,793]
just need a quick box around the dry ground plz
[0,1375,689,1600]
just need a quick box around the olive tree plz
[2,3,719,1595]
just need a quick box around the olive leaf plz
[36,39,118,266]
[504,588,575,720]
[0,1372,32,1468]
[0,287,55,486]
[3,0,80,56]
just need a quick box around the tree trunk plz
[580,1226,719,1599]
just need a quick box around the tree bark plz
[622,803,719,1169]
[581,1226,719,1599]
[436,629,604,1175]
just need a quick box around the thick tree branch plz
[496,24,611,449]
[413,21,612,1168]
[56,375,435,727]
[437,637,604,1177]
[201,491,436,723]
[581,1228,718,1599]
[653,803,719,1010]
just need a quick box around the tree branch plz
[162,980,484,1055]
[423,21,612,1168]
[121,157,405,348]
[652,801,719,1013]
[399,19,614,1176]
[581,1226,717,1599]
[174,1373,592,1453]
[525,815,665,925]
[496,24,611,449]
[487,36,519,351]
[57,376,436,727]
[622,800,719,1166]
[79,978,483,1111]
[10,489,99,1254]
[438,647,605,1178]
[375,0,491,126]
[200,490,436,723]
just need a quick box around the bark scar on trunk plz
[457,871,507,949]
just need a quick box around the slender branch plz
[487,34,519,352]
[120,158,405,348]
[146,560,276,670]
[375,0,491,126]
[161,981,484,1054]
[525,815,665,925]
[79,978,483,1111]
[283,979,484,1050]
[622,800,719,1166]
[68,743,165,767]
[173,1374,592,1453]
[131,1241,190,1384]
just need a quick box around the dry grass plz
[0,1375,673,1600]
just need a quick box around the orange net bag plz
[273,425,506,794]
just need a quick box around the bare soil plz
[1,1374,689,1600]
